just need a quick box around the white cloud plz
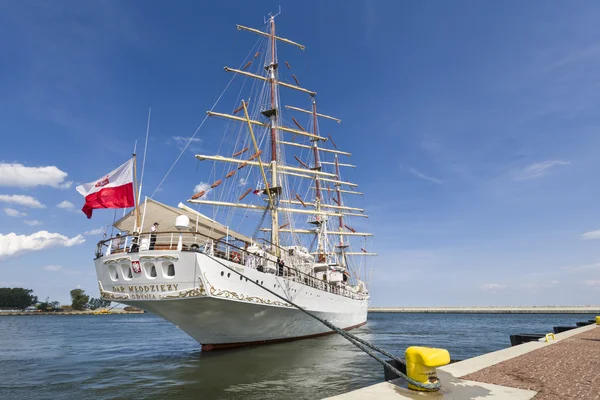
[43,265,81,275]
[4,208,27,217]
[84,227,104,236]
[24,220,42,226]
[57,200,74,209]
[514,160,570,181]
[0,231,85,261]
[0,163,72,188]
[584,279,600,287]
[408,168,442,184]
[480,283,507,292]
[172,136,203,151]
[193,182,212,197]
[0,195,45,208]
[519,281,559,290]
[581,230,600,240]
[562,263,600,273]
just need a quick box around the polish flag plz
[76,159,135,219]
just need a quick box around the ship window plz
[240,276,243,281]
[161,261,175,278]
[108,266,118,281]
[221,271,224,277]
[144,262,157,279]
[227,273,231,278]
[143,263,157,279]
[121,264,132,281]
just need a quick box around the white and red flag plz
[76,159,135,219]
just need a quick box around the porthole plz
[227,273,231,278]
[221,271,224,277]
[240,276,243,281]
[150,265,157,277]
[261,281,263,285]
[167,263,175,277]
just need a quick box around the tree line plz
[0,287,110,311]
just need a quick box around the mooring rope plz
[202,252,441,391]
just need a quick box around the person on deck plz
[112,233,123,252]
[150,222,159,250]
[277,257,284,277]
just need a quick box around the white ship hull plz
[96,250,368,350]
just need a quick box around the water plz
[0,313,595,400]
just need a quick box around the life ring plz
[231,251,241,263]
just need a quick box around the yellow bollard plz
[596,316,600,325]
[545,333,555,342]
[405,346,451,391]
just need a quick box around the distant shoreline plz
[0,311,144,316]
[368,306,600,314]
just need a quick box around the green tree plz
[36,297,61,311]
[88,298,111,310]
[0,287,38,309]
[70,289,89,311]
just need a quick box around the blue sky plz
[1,1,600,306]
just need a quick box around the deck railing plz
[96,231,366,300]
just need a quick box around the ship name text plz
[112,284,179,294]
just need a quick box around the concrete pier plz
[325,323,600,399]
[368,306,600,314]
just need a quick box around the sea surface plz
[0,312,596,400]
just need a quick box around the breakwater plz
[0,310,144,316]
[368,306,600,314]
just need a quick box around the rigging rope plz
[252,205,270,240]
[201,252,441,391]
[150,37,263,198]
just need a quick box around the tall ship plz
[92,13,375,350]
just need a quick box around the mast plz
[312,99,321,201]
[311,98,328,262]
[267,15,280,256]
[335,155,344,245]
[334,154,348,268]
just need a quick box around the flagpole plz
[132,143,142,231]
[138,107,151,203]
